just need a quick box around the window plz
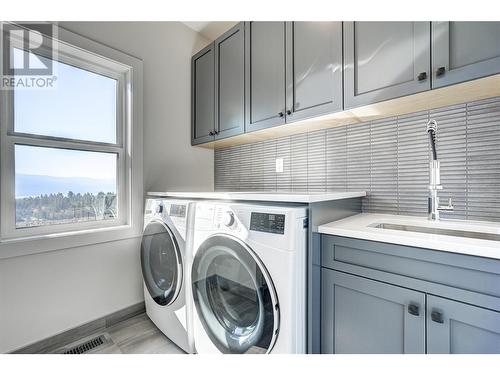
[0,24,140,242]
[15,146,118,228]
[13,51,118,143]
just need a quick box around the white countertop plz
[318,213,500,260]
[147,191,366,203]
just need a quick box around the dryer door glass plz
[141,220,182,306]
[192,234,279,354]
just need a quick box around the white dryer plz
[141,198,196,353]
[190,201,307,354]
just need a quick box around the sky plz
[13,48,118,180]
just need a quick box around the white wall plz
[0,238,142,353]
[59,22,214,192]
[0,22,212,353]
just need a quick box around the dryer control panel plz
[214,205,237,230]
[169,204,186,218]
[250,212,285,235]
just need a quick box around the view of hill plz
[15,174,115,198]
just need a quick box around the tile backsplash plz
[215,96,500,222]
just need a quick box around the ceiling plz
[183,21,238,41]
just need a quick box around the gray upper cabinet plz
[285,22,343,122]
[343,22,431,109]
[427,295,500,354]
[245,21,286,132]
[192,21,500,146]
[191,42,215,145]
[432,22,500,88]
[321,269,426,354]
[214,23,245,140]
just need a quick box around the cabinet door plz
[321,269,425,354]
[432,22,500,88]
[214,23,245,140]
[245,21,286,132]
[343,22,430,109]
[191,43,215,145]
[285,22,342,122]
[427,295,500,354]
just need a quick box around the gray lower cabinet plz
[285,22,343,122]
[321,269,425,354]
[245,21,287,132]
[214,22,245,140]
[427,295,500,354]
[319,235,500,354]
[191,42,215,145]
[343,22,431,109]
[432,22,500,88]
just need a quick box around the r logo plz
[2,22,55,76]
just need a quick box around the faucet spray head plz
[426,119,437,135]
[426,119,438,161]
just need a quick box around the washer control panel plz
[250,212,285,235]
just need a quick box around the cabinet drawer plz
[321,235,500,298]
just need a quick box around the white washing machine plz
[190,201,308,354]
[141,198,196,353]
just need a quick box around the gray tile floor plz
[60,313,186,354]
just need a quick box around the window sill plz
[0,223,143,260]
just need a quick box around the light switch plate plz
[275,158,284,173]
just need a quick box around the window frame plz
[0,23,143,257]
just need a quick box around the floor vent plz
[62,334,107,354]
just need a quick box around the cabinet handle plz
[209,131,214,136]
[431,310,444,324]
[407,303,420,316]
[286,110,292,116]
[278,112,284,118]
[214,130,219,135]
[417,72,427,81]
[436,66,446,77]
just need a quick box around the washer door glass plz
[192,234,279,354]
[141,220,182,306]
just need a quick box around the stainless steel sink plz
[372,223,500,242]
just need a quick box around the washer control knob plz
[223,211,235,227]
